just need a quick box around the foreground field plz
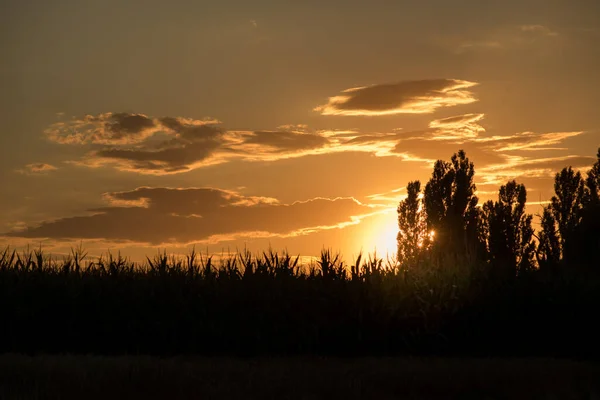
[1,355,598,400]
[2,247,600,358]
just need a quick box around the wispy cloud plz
[428,113,486,140]
[454,40,503,53]
[477,154,595,186]
[17,163,58,175]
[439,24,561,54]
[314,79,479,116]
[475,131,584,151]
[520,25,559,37]
[366,187,407,203]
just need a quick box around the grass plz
[0,246,599,359]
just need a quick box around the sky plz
[1,0,599,261]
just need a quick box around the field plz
[1,247,599,359]
[1,354,598,399]
[2,245,600,398]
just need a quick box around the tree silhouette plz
[542,167,586,264]
[396,181,427,265]
[578,148,600,270]
[536,151,600,270]
[537,206,561,270]
[482,180,535,278]
[586,148,600,205]
[423,150,482,258]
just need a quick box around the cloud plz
[475,131,584,152]
[478,154,596,186]
[43,111,588,178]
[326,113,489,162]
[520,25,559,37]
[232,130,330,154]
[366,187,406,203]
[48,114,336,175]
[390,138,508,169]
[352,115,585,171]
[7,187,379,245]
[314,79,479,116]
[439,24,561,54]
[92,124,226,173]
[335,113,486,148]
[44,113,169,145]
[17,163,58,175]
[361,118,589,187]
[455,41,503,53]
[428,113,486,140]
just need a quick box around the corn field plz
[0,245,598,358]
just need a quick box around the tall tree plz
[586,148,600,205]
[482,180,536,278]
[577,148,600,269]
[549,167,585,263]
[537,206,561,269]
[397,181,427,265]
[423,150,482,257]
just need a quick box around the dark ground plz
[0,355,598,399]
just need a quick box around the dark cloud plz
[314,79,478,116]
[45,112,161,145]
[7,187,375,244]
[93,124,225,173]
[105,113,156,138]
[47,113,338,175]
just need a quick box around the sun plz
[374,218,399,258]
[362,210,398,259]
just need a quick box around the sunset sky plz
[1,0,599,261]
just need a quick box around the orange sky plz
[1,0,599,261]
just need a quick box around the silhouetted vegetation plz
[1,148,599,359]
[397,147,600,273]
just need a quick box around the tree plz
[549,167,585,263]
[537,206,561,269]
[537,150,600,271]
[423,150,482,258]
[482,180,535,278]
[585,148,600,205]
[396,181,427,265]
[577,148,600,269]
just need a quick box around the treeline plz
[397,147,600,278]
[0,148,598,358]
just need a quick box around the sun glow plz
[366,212,399,258]
[418,230,436,248]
